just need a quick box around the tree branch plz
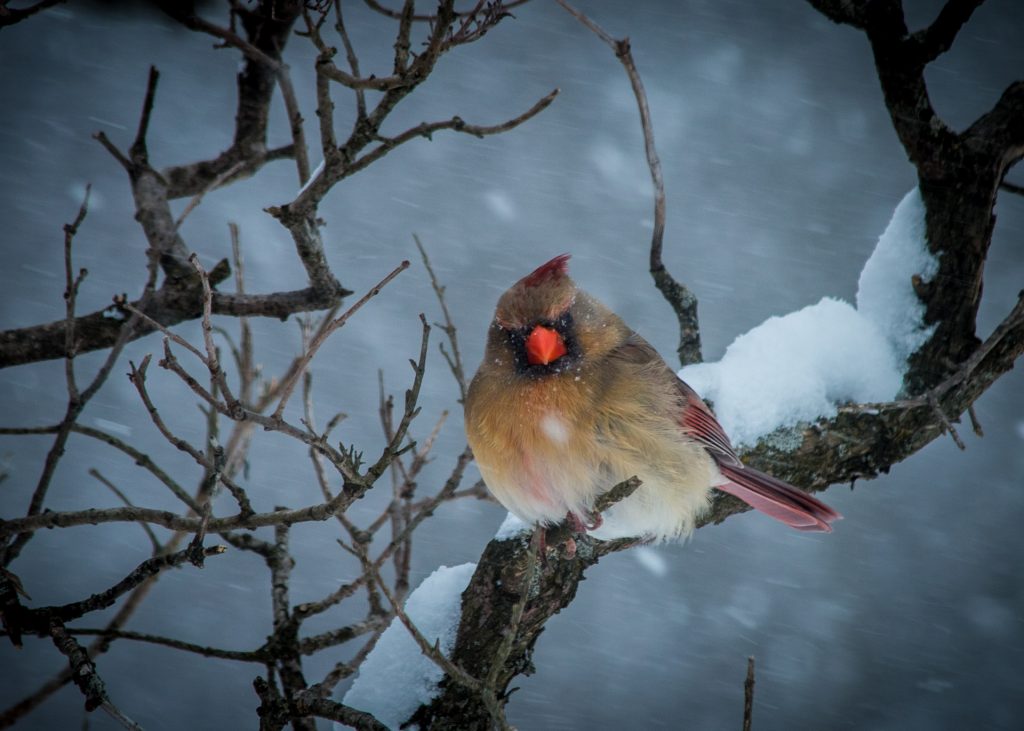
[807,0,1022,393]
[0,0,64,29]
[556,0,701,366]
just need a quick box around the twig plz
[346,89,559,177]
[743,656,755,731]
[73,425,198,509]
[2,192,158,567]
[272,260,410,420]
[62,184,91,398]
[0,0,66,28]
[67,627,264,663]
[0,491,353,538]
[130,66,160,162]
[361,0,531,22]
[333,0,367,121]
[967,403,984,437]
[89,469,162,553]
[188,253,239,408]
[267,516,316,731]
[593,476,643,513]
[363,315,430,482]
[414,235,468,402]
[174,161,246,230]
[128,355,254,516]
[47,619,108,712]
[555,0,701,367]
[928,394,966,450]
[296,617,389,656]
[93,131,132,172]
[277,64,311,185]
[311,629,384,695]
[48,545,225,624]
[227,222,256,406]
[253,677,388,731]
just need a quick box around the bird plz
[464,254,840,542]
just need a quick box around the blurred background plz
[1,1,1022,728]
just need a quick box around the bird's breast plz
[467,375,605,525]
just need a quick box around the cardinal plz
[464,254,840,542]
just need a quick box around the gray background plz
[1,1,1022,729]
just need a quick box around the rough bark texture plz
[808,0,1023,395]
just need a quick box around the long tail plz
[716,464,841,533]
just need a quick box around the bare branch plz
[47,545,225,624]
[130,66,160,163]
[2,194,160,567]
[361,0,531,22]
[1001,180,1024,197]
[0,0,65,28]
[253,676,389,731]
[345,88,559,178]
[67,628,264,663]
[415,235,468,401]
[908,0,986,65]
[0,489,360,538]
[89,469,162,553]
[127,355,254,517]
[61,190,90,405]
[174,161,246,230]
[743,656,756,731]
[272,260,411,420]
[556,0,701,366]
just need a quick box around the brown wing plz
[609,333,741,466]
[609,333,840,532]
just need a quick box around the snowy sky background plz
[1,1,1023,729]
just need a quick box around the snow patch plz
[297,160,325,197]
[680,188,933,447]
[856,187,938,362]
[495,512,531,540]
[681,297,901,446]
[341,563,476,730]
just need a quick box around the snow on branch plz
[681,188,937,447]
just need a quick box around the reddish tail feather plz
[716,464,841,532]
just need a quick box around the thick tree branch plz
[808,0,1022,393]
[161,3,302,198]
[907,0,985,64]
[0,0,64,28]
[0,281,359,369]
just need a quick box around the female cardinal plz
[464,254,840,542]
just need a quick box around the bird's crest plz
[520,254,570,288]
[495,254,575,329]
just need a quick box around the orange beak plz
[525,325,567,365]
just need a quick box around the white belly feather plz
[476,408,719,542]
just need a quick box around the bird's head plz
[488,254,626,378]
